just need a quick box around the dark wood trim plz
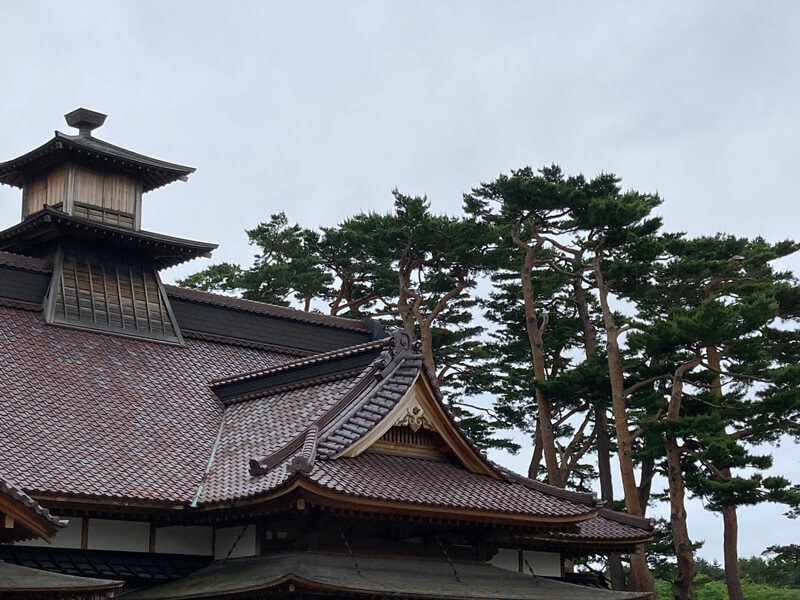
[134,180,142,230]
[0,494,61,542]
[214,353,377,400]
[80,517,88,550]
[255,521,265,556]
[62,162,73,215]
[73,201,135,220]
[20,176,28,220]
[149,522,157,553]
[43,245,64,324]
[44,320,184,347]
[154,268,184,345]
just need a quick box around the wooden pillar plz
[81,517,89,549]
[255,521,264,556]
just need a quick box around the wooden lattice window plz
[47,246,181,342]
[370,425,448,458]
[380,426,443,448]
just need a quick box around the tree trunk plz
[666,436,694,600]
[573,277,625,589]
[665,357,700,600]
[418,322,437,383]
[593,259,655,596]
[593,262,640,515]
[596,405,626,588]
[520,244,559,486]
[705,344,743,600]
[637,458,655,516]
[722,504,744,600]
[528,423,543,479]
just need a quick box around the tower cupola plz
[0,108,195,229]
[0,110,216,343]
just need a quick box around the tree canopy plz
[179,165,800,600]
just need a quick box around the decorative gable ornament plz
[393,399,435,432]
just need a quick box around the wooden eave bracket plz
[0,497,61,542]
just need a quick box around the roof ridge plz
[210,337,388,387]
[181,330,313,357]
[492,464,601,506]
[221,369,367,406]
[248,331,421,475]
[165,285,372,333]
[596,507,655,530]
[248,363,382,475]
[55,131,195,173]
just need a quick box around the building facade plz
[0,110,653,599]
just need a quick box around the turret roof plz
[0,130,195,192]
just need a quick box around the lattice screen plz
[380,426,443,449]
[49,246,180,342]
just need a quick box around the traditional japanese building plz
[0,110,654,599]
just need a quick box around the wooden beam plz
[81,517,89,549]
[149,522,157,553]
[255,521,264,556]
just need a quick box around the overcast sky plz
[2,1,798,563]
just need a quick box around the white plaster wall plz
[490,548,562,577]
[16,516,81,548]
[214,525,255,559]
[155,525,213,556]
[88,519,149,552]
[524,550,562,577]
[490,548,520,572]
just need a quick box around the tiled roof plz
[0,131,194,192]
[0,545,210,586]
[123,552,651,600]
[0,302,648,543]
[0,561,122,594]
[0,250,52,273]
[307,454,597,519]
[0,306,287,503]
[199,373,371,503]
[198,331,600,522]
[0,207,218,270]
[166,285,373,333]
[561,509,654,541]
[0,470,65,541]
[316,351,423,459]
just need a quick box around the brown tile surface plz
[561,509,653,540]
[0,306,646,537]
[0,251,52,273]
[306,454,597,518]
[0,307,286,502]
[200,375,368,503]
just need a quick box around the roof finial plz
[64,108,107,137]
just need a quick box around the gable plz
[333,371,498,478]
